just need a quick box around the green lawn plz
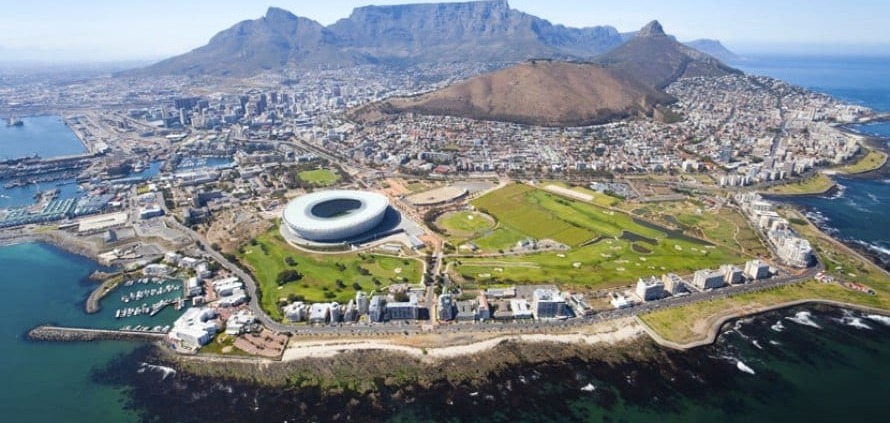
[437,211,495,239]
[455,235,740,289]
[838,149,887,174]
[471,227,528,252]
[298,169,340,186]
[765,173,835,195]
[640,281,890,345]
[471,183,664,247]
[640,201,769,256]
[455,183,746,288]
[238,227,422,320]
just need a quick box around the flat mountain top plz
[126,1,625,76]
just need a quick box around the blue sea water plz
[735,55,890,267]
[0,243,138,423]
[0,115,86,160]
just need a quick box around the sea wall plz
[27,325,165,343]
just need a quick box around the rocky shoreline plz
[91,304,889,422]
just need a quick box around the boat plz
[6,117,23,127]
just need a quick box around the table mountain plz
[127,1,628,76]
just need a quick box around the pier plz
[27,325,166,343]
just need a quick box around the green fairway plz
[636,201,769,256]
[298,169,340,186]
[456,236,739,289]
[437,210,495,239]
[454,183,748,288]
[238,227,422,320]
[471,227,528,252]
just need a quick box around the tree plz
[284,256,297,266]
[392,290,410,302]
[352,282,362,291]
[276,269,303,285]
[335,279,346,289]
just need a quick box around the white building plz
[309,303,332,323]
[142,263,172,277]
[225,310,256,335]
[509,299,534,319]
[610,292,631,309]
[212,277,243,297]
[636,276,665,302]
[693,269,726,290]
[531,289,568,319]
[169,307,217,348]
[720,264,744,285]
[186,276,203,297]
[744,259,771,280]
[283,302,307,322]
[661,273,688,294]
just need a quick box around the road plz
[168,205,825,336]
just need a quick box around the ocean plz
[0,115,85,160]
[1,55,889,422]
[734,55,890,270]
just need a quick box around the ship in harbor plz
[6,117,24,127]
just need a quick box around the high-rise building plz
[636,276,665,301]
[369,296,385,322]
[744,260,771,280]
[531,289,567,319]
[693,269,726,290]
[438,294,455,321]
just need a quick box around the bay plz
[0,242,138,423]
[0,115,86,160]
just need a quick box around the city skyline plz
[1,0,889,62]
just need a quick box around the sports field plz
[436,210,495,239]
[298,168,340,186]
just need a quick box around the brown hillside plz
[357,61,674,127]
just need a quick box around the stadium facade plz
[282,190,389,242]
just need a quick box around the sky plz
[1,0,888,62]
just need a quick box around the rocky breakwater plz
[27,325,165,343]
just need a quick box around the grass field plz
[838,149,887,174]
[472,183,664,247]
[765,173,835,195]
[437,211,495,240]
[239,227,422,320]
[635,201,769,256]
[456,235,740,289]
[455,183,746,289]
[298,169,340,186]
[639,281,890,345]
[471,227,528,252]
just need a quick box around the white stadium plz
[282,190,390,242]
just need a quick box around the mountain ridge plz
[351,21,740,127]
[126,2,734,77]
